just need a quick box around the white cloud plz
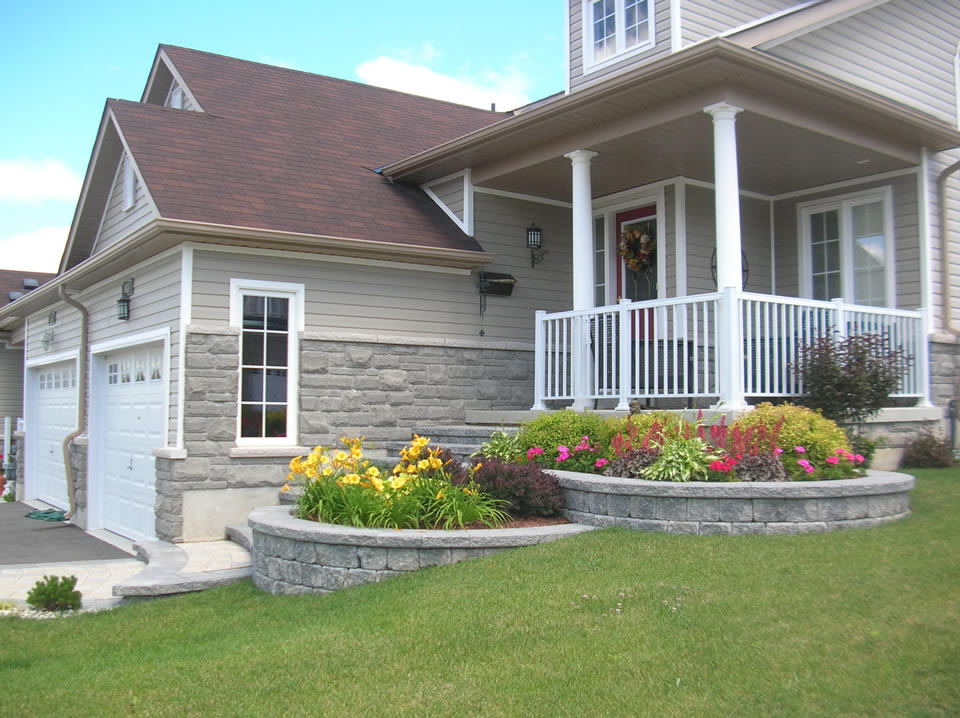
[0,226,68,272]
[0,159,81,204]
[354,57,531,111]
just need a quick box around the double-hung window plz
[230,279,304,444]
[585,0,654,68]
[799,188,894,307]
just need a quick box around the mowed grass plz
[2,469,958,717]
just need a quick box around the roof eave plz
[382,39,960,181]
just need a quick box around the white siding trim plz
[674,179,687,296]
[195,242,470,276]
[25,349,80,369]
[89,327,171,356]
[422,170,473,236]
[154,50,204,112]
[955,41,960,129]
[229,278,304,447]
[670,0,682,52]
[769,200,777,294]
[176,246,192,449]
[109,111,162,219]
[657,184,667,299]
[474,186,573,208]
[565,0,572,95]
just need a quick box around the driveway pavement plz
[0,502,132,564]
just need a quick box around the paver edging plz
[248,505,596,596]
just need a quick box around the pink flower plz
[797,459,810,467]
[527,447,544,460]
[825,456,839,465]
[804,466,815,474]
[773,448,784,455]
[556,445,571,462]
[595,458,609,469]
[794,446,806,453]
[575,436,591,451]
[854,454,865,464]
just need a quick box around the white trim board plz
[422,170,474,236]
[474,186,573,209]
[176,246,193,449]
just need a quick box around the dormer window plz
[165,81,183,109]
[122,154,137,211]
[585,0,654,68]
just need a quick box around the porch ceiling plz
[385,41,960,201]
[480,111,914,202]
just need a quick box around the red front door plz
[615,205,657,338]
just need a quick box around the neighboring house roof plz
[0,269,56,305]
[63,45,509,270]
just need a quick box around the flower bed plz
[248,505,595,595]
[554,469,915,535]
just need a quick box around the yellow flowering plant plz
[285,435,509,529]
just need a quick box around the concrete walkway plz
[0,503,253,610]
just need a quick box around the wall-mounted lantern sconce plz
[117,278,135,321]
[41,329,54,351]
[527,222,547,268]
[48,311,57,325]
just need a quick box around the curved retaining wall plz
[248,505,595,595]
[553,469,915,536]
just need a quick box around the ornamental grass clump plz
[286,436,509,530]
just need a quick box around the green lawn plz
[2,468,958,717]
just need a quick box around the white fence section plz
[532,291,928,409]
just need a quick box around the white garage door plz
[100,346,164,542]
[31,361,78,509]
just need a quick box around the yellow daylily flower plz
[417,459,429,471]
[322,467,334,477]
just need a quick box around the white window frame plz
[122,154,137,211]
[165,81,183,109]
[229,279,304,446]
[797,187,896,307]
[582,0,657,73]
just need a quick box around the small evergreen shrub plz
[733,403,852,481]
[733,454,789,482]
[461,458,563,517]
[900,432,955,469]
[792,332,910,426]
[517,410,613,465]
[26,575,82,612]
[603,448,660,478]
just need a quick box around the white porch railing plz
[531,291,928,410]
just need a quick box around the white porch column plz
[703,102,747,410]
[565,149,598,410]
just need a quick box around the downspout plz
[58,286,88,520]
[937,159,960,338]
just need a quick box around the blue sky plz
[0,0,565,272]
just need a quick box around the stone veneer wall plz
[154,326,535,541]
[931,339,960,438]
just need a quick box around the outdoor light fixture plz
[41,330,54,351]
[527,222,547,268]
[117,278,135,321]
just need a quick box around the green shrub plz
[849,434,884,469]
[900,432,955,469]
[26,575,81,612]
[733,403,853,481]
[792,332,910,427]
[517,410,613,465]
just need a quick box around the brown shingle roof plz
[0,269,56,305]
[110,45,508,253]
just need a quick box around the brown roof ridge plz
[158,44,514,118]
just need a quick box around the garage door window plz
[230,279,303,445]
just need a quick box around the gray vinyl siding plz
[0,344,24,418]
[569,0,672,92]
[191,194,573,343]
[680,0,798,45]
[683,185,772,295]
[428,177,464,221]
[93,159,157,254]
[772,172,922,310]
[768,0,960,125]
[24,252,183,444]
[928,149,960,333]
